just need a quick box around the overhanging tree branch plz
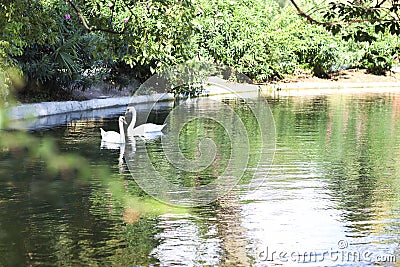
[289,0,325,25]
[289,0,400,25]
[66,0,129,34]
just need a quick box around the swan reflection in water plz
[135,131,165,141]
[100,107,166,173]
[101,138,136,174]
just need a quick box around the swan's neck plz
[119,120,126,143]
[127,110,136,134]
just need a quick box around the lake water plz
[0,90,399,266]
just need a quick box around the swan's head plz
[125,106,137,116]
[119,116,127,124]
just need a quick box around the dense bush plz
[361,39,399,75]
[264,6,345,79]
[1,0,197,99]
[1,0,98,100]
[193,0,282,80]
[190,0,398,81]
[1,0,399,101]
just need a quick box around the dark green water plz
[0,91,399,266]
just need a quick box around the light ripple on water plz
[0,92,400,266]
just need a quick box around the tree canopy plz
[0,0,399,101]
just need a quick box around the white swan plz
[100,116,127,143]
[125,107,166,137]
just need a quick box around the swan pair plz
[100,107,166,143]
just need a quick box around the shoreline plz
[259,81,400,97]
[6,78,400,123]
[262,81,400,91]
[6,77,260,121]
[7,94,174,121]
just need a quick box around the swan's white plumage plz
[100,116,127,143]
[125,107,166,137]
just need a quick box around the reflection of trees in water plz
[146,97,262,265]
[325,95,400,231]
[148,193,253,266]
[215,193,253,266]
[0,116,157,266]
[2,92,400,265]
[273,93,400,236]
[115,93,400,264]
[0,170,120,266]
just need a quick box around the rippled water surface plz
[1,90,400,266]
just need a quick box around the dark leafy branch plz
[289,0,400,39]
[66,0,131,34]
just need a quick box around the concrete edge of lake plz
[262,81,400,90]
[6,93,175,121]
[6,77,260,121]
[259,81,400,96]
[6,79,400,121]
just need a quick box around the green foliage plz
[320,0,400,42]
[361,40,398,75]
[0,0,57,57]
[1,0,400,100]
[91,0,197,81]
[321,0,400,41]
[1,0,98,97]
[267,6,345,79]
[193,0,282,80]
[301,42,342,78]
[0,67,22,105]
